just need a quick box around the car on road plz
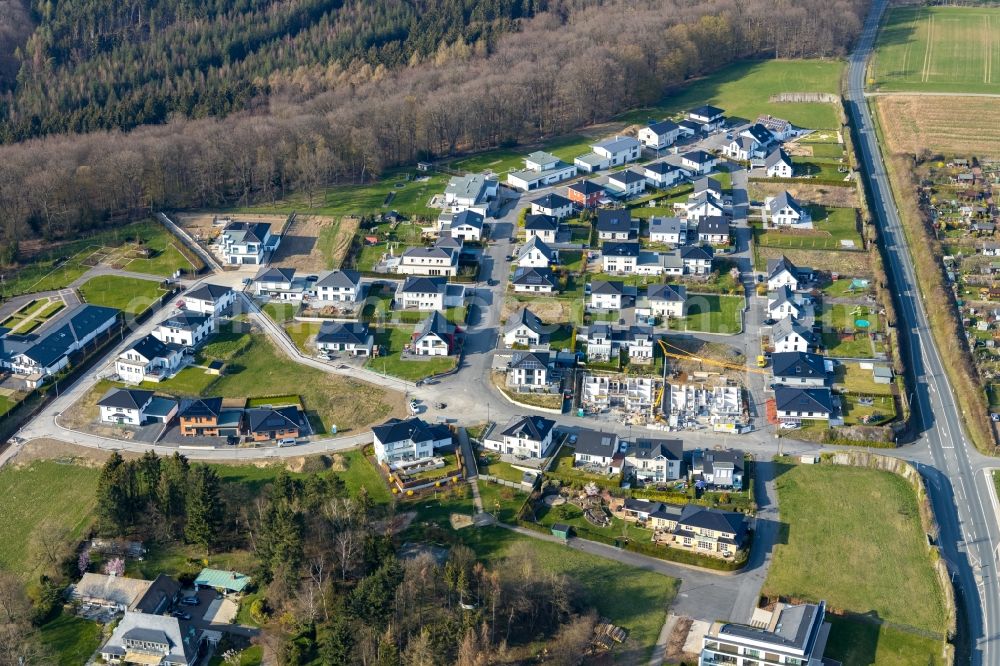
[171,610,192,620]
[179,596,200,606]
[779,422,800,430]
[277,438,297,447]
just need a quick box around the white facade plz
[152,316,214,348]
[638,122,680,150]
[398,247,459,276]
[183,286,236,316]
[310,271,362,303]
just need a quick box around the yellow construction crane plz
[656,338,770,376]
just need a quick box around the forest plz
[0,0,868,262]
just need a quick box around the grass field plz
[755,207,862,251]
[875,94,1000,158]
[764,464,947,638]
[618,59,845,130]
[820,303,879,358]
[78,275,166,315]
[677,294,743,334]
[872,6,1000,93]
[824,614,946,666]
[0,460,100,579]
[39,612,104,666]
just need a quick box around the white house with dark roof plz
[575,136,641,173]
[690,448,744,489]
[372,416,452,464]
[775,386,833,421]
[398,245,459,277]
[764,191,812,228]
[516,235,558,268]
[507,350,553,388]
[254,266,305,301]
[772,316,818,353]
[723,134,762,161]
[771,351,830,387]
[697,217,730,244]
[764,147,794,178]
[681,150,718,175]
[395,276,465,311]
[756,114,796,140]
[682,191,726,222]
[217,220,278,265]
[647,283,687,318]
[639,120,681,150]
[444,173,498,215]
[411,311,456,356]
[767,256,801,290]
[606,169,647,198]
[506,152,577,191]
[677,245,713,275]
[596,209,637,240]
[643,161,687,189]
[446,210,484,242]
[183,283,235,316]
[767,285,804,320]
[624,438,683,484]
[602,241,641,273]
[488,415,557,458]
[98,388,155,425]
[648,217,688,245]
[701,601,833,666]
[503,307,548,347]
[572,429,622,474]
[115,335,185,384]
[310,269,363,303]
[315,321,374,356]
[99,611,203,666]
[687,105,725,130]
[512,266,557,294]
[589,280,626,309]
[523,214,559,243]
[153,311,214,348]
[529,193,574,220]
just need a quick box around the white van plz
[277,438,297,447]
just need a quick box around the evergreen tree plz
[95,451,131,535]
[184,464,223,551]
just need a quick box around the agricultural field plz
[618,59,846,130]
[875,94,1000,158]
[78,275,166,315]
[872,6,1000,94]
[764,463,948,662]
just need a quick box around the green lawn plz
[764,464,947,636]
[755,206,862,251]
[262,301,298,324]
[367,326,457,381]
[820,303,878,358]
[477,452,528,484]
[0,394,19,416]
[677,294,743,334]
[839,393,896,426]
[447,134,593,175]
[78,275,165,315]
[821,278,870,298]
[823,614,946,666]
[476,481,528,523]
[39,612,103,666]
[0,461,100,579]
[617,59,845,129]
[872,6,1000,94]
[209,645,263,666]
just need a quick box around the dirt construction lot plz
[875,95,1000,158]
[173,212,290,243]
[270,215,358,272]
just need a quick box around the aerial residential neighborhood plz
[0,0,991,663]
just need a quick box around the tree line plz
[0,0,867,262]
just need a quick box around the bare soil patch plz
[11,438,133,466]
[876,94,1000,157]
[173,212,290,243]
[269,214,342,272]
[750,182,859,208]
[757,246,872,275]
[502,296,576,323]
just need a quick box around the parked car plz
[171,611,192,620]
[179,596,200,606]
[277,438,297,447]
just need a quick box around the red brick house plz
[567,180,605,209]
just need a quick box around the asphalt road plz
[846,0,1000,661]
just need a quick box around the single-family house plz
[395,276,465,311]
[756,114,796,140]
[572,429,622,474]
[764,191,812,228]
[530,193,574,220]
[766,255,801,290]
[767,285,804,320]
[697,217,730,244]
[722,134,762,161]
[115,335,185,384]
[315,321,374,356]
[99,611,204,666]
[411,311,457,356]
[775,386,834,421]
[687,105,725,131]
[677,119,703,137]
[575,136,641,173]
[681,150,718,175]
[596,209,637,240]
[764,147,794,178]
[983,242,1000,257]
[566,180,605,209]
[512,266,558,294]
[647,283,687,318]
[488,415,557,458]
[310,269,363,304]
[447,210,484,242]
[606,169,647,198]
[153,311,214,348]
[180,398,226,437]
[643,161,687,189]
[245,406,301,442]
[98,388,178,426]
[254,266,307,301]
[586,323,617,361]
[217,220,278,265]
[444,173,498,215]
[772,316,818,353]
[507,152,577,191]
[523,214,559,243]
[771,351,829,387]
[398,245,459,277]
[635,250,667,276]
[690,448,744,489]
[503,307,548,348]
[693,176,723,198]
[625,325,655,362]
[517,235,558,268]
[372,416,452,464]
[740,123,774,151]
[683,191,726,222]
[652,504,748,558]
[589,280,626,309]
[679,244,713,275]
[72,573,160,612]
[701,602,833,666]
[624,438,684,484]
[638,120,680,150]
[648,216,687,245]
[183,283,236,316]
[602,241,640,273]
[507,351,552,388]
